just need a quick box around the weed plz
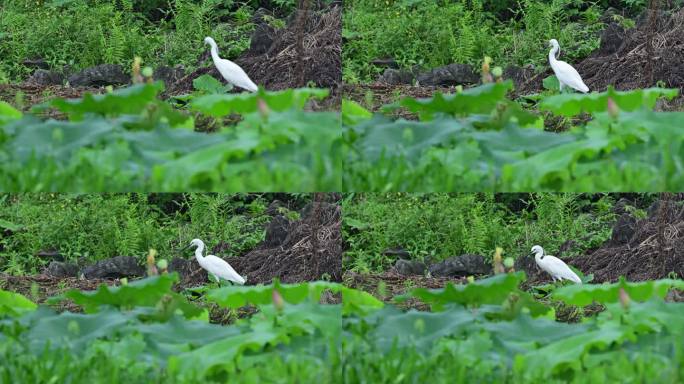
[343,0,610,83]
[0,193,306,274]
[343,193,616,272]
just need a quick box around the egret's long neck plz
[194,244,205,262]
[534,249,544,263]
[549,46,559,65]
[209,43,221,63]
[549,47,558,63]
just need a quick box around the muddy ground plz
[0,4,341,113]
[344,7,684,116]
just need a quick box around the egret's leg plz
[559,83,564,93]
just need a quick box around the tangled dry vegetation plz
[574,194,684,282]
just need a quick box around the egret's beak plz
[182,243,193,251]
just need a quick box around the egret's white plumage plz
[204,37,258,92]
[548,39,589,93]
[531,245,581,284]
[189,238,245,285]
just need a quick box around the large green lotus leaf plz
[616,300,684,335]
[25,309,136,353]
[51,82,164,120]
[482,314,589,352]
[552,278,684,306]
[397,272,526,310]
[472,124,576,156]
[277,301,342,339]
[208,281,382,316]
[352,116,470,162]
[262,110,341,143]
[540,87,678,117]
[208,281,341,308]
[123,124,230,161]
[340,286,384,316]
[369,307,478,352]
[193,74,230,94]
[150,133,259,189]
[0,290,37,317]
[501,138,611,190]
[385,81,513,119]
[342,99,372,126]
[515,322,631,376]
[12,118,116,162]
[0,101,22,125]
[49,274,189,313]
[167,325,288,380]
[135,316,242,359]
[594,300,684,336]
[190,88,329,117]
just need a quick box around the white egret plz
[531,245,582,284]
[548,39,589,93]
[188,238,246,285]
[204,36,258,92]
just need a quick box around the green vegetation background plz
[343,193,655,272]
[0,193,309,275]
[0,0,300,82]
[343,0,648,83]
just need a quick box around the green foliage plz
[0,193,286,274]
[3,274,684,382]
[0,102,22,125]
[49,273,204,320]
[343,193,617,272]
[0,290,37,317]
[0,83,341,191]
[343,275,684,382]
[542,75,560,91]
[193,74,231,95]
[385,81,517,118]
[342,99,372,126]
[0,278,343,382]
[343,83,683,191]
[343,0,604,83]
[208,280,383,315]
[191,88,330,116]
[540,87,679,116]
[0,0,260,81]
[552,277,684,306]
[398,272,551,318]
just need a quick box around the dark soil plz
[0,274,116,312]
[573,193,684,283]
[227,200,342,284]
[0,84,103,115]
[578,8,684,93]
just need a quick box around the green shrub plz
[342,193,616,272]
[343,0,605,83]
[0,193,282,274]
